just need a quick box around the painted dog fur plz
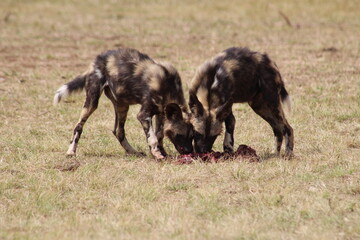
[188,47,294,158]
[54,48,193,160]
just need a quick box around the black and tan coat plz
[189,47,294,158]
[54,48,193,160]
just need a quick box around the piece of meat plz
[234,144,260,162]
[174,144,260,164]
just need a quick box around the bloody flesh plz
[175,144,260,164]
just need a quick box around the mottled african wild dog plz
[188,47,294,158]
[54,48,193,160]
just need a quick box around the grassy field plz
[0,0,359,239]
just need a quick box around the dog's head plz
[164,103,194,154]
[189,92,232,153]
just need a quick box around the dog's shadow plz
[259,150,292,161]
[83,152,121,158]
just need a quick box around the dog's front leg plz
[223,111,235,153]
[137,109,165,160]
[155,114,167,157]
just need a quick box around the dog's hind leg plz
[249,94,294,159]
[66,77,102,157]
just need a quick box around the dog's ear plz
[216,98,233,121]
[165,103,183,121]
[189,92,204,117]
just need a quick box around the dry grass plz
[0,0,359,239]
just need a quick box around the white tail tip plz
[282,95,292,114]
[53,85,69,106]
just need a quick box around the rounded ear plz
[189,92,204,116]
[165,103,183,121]
[216,98,233,121]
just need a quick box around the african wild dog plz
[188,47,294,158]
[54,48,193,160]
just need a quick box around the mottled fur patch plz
[253,53,263,63]
[159,61,178,76]
[116,85,125,94]
[147,122,157,146]
[270,60,279,71]
[107,55,118,76]
[95,68,102,79]
[148,64,165,91]
[210,94,220,108]
[148,76,160,91]
[78,107,89,122]
[134,60,154,76]
[211,69,223,89]
[190,58,217,91]
[164,119,188,136]
[209,112,222,136]
[191,114,206,135]
[270,61,283,85]
[223,59,238,79]
[191,110,222,137]
[214,51,226,59]
[196,86,209,110]
[179,105,190,117]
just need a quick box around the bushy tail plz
[280,85,291,114]
[53,75,86,105]
[273,64,292,114]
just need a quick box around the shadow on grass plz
[259,150,298,161]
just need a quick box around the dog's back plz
[55,48,186,108]
[190,47,288,108]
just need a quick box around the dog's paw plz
[284,150,293,160]
[270,150,280,157]
[66,150,76,158]
[151,150,165,161]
